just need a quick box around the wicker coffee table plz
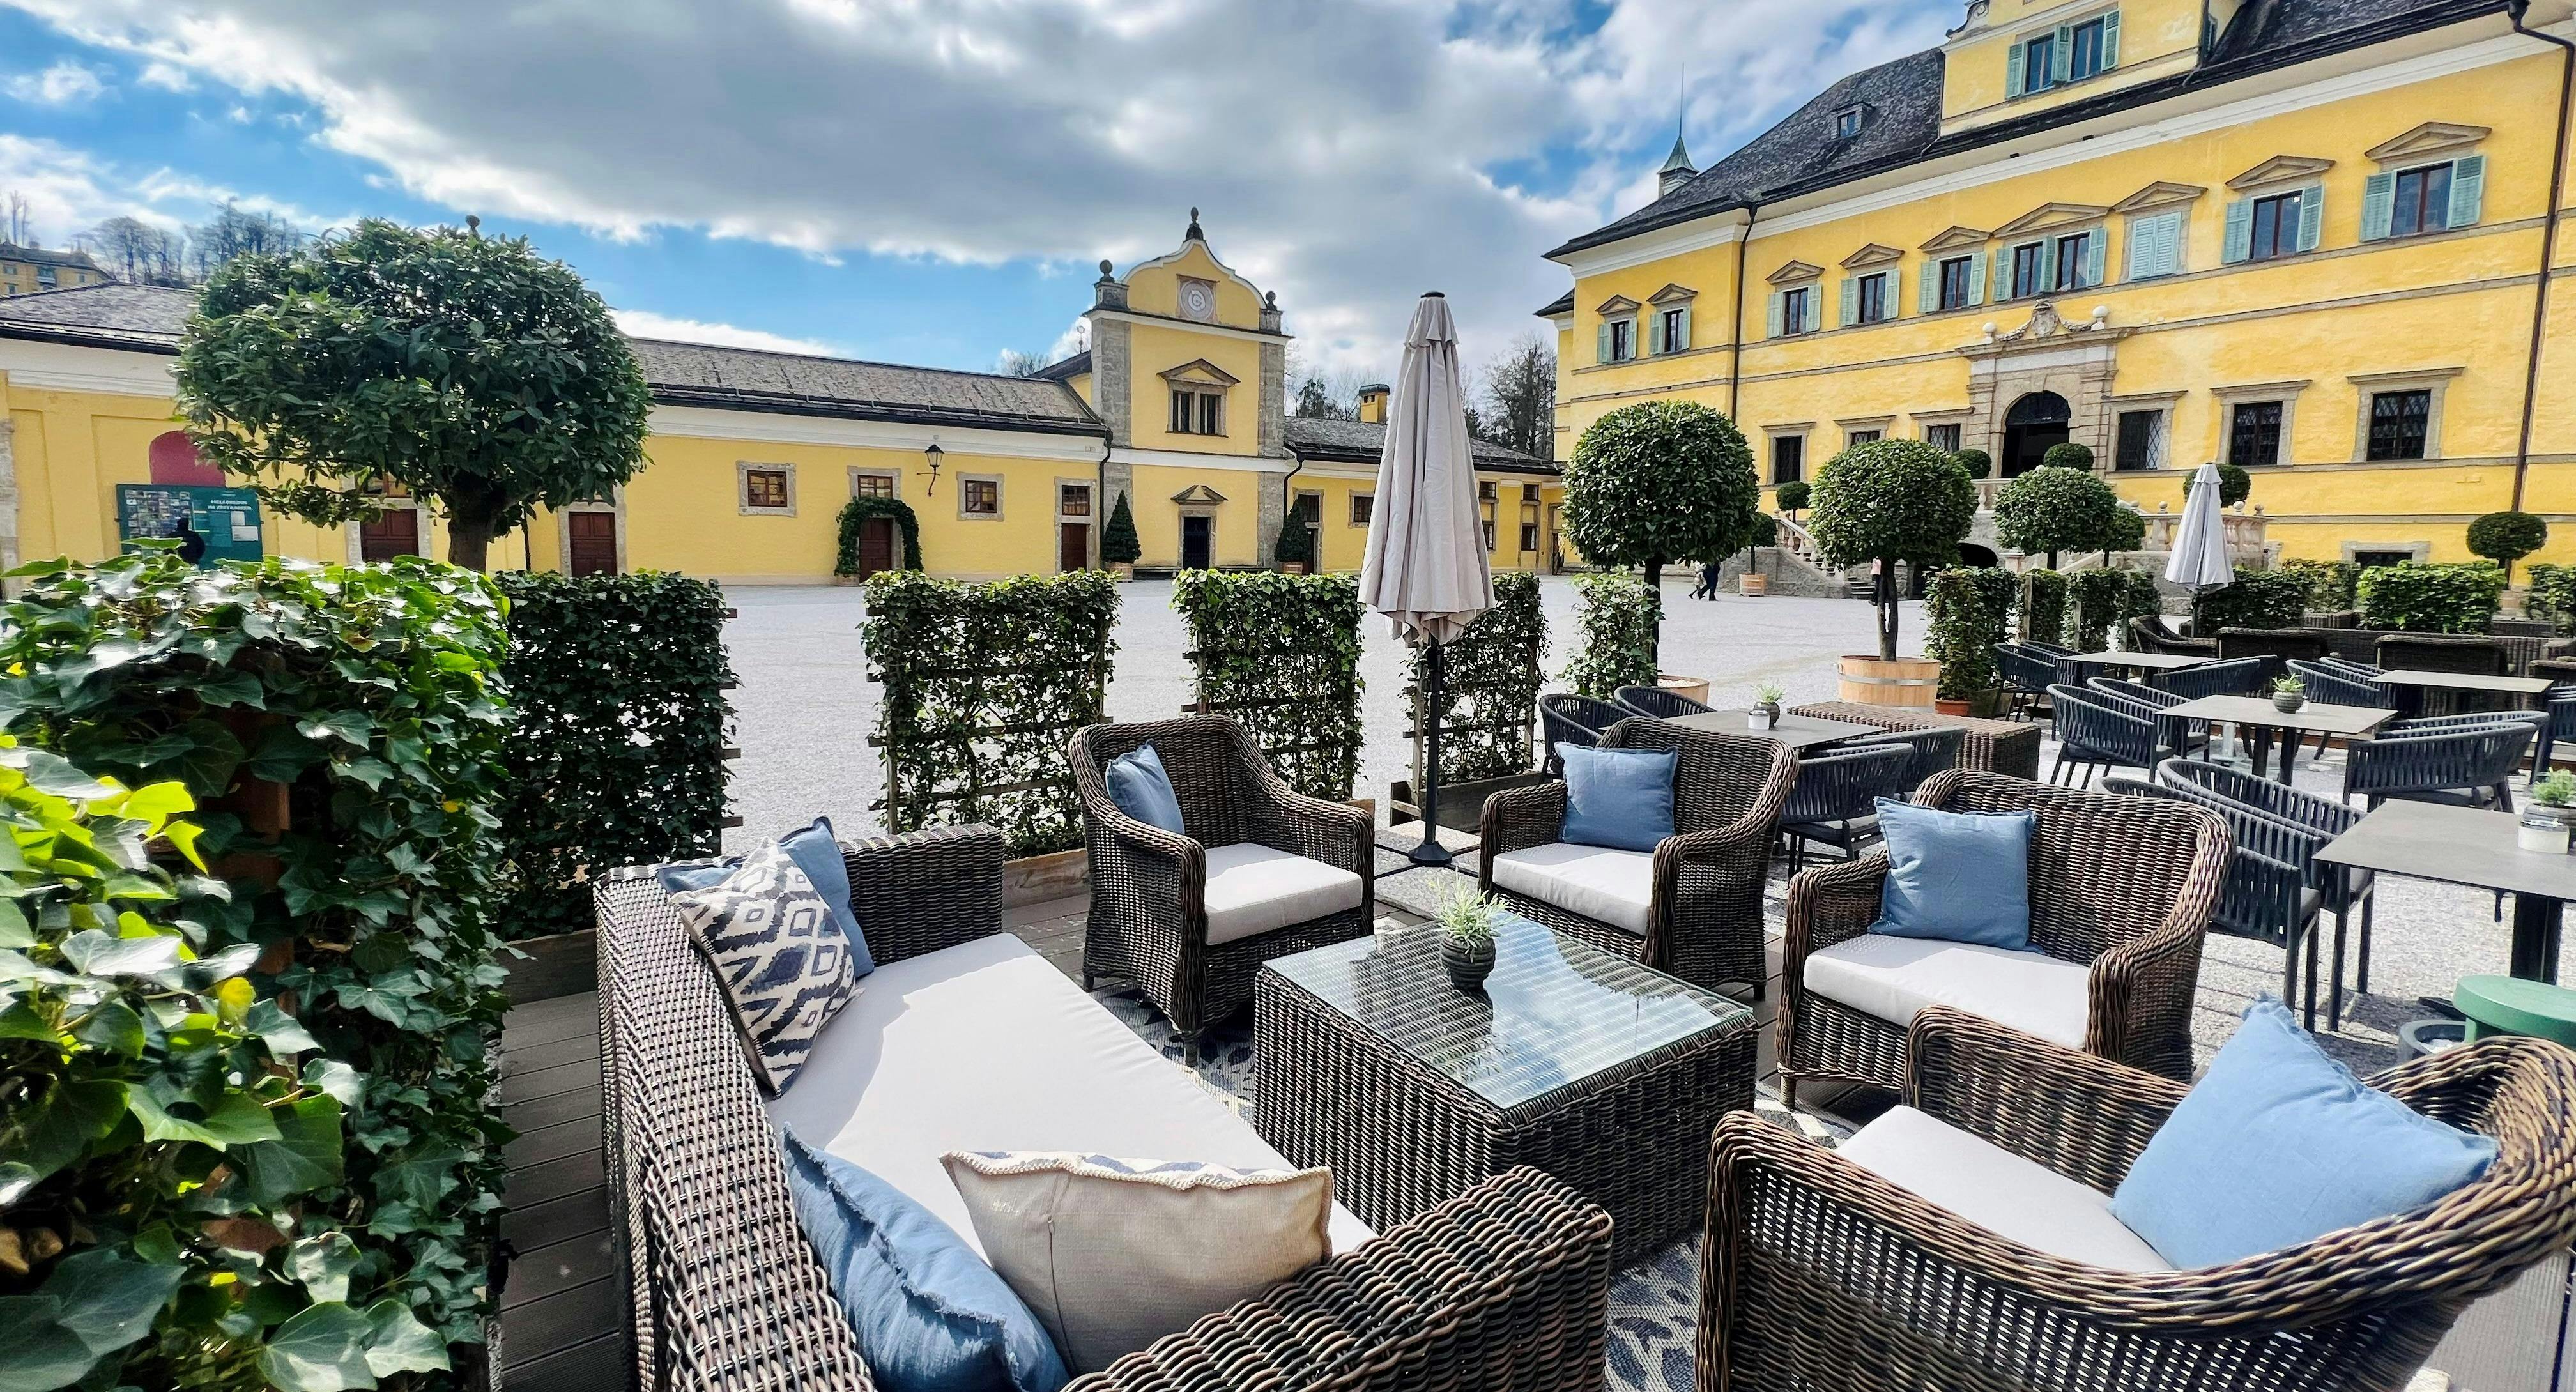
[1254,913,1755,1266]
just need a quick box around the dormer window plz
[2020,33,2055,93]
[1834,106,1864,141]
[2007,10,2119,98]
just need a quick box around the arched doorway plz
[2002,392,2071,477]
[1956,542,2000,569]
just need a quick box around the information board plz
[116,484,265,566]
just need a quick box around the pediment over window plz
[1170,484,1229,505]
[1765,259,1823,286]
[1594,294,1643,315]
[1158,358,1240,387]
[1839,243,1904,270]
[1919,225,1990,252]
[2365,121,2490,164]
[1647,282,1698,303]
[2111,181,2207,213]
[1993,202,2111,238]
[2227,155,2334,190]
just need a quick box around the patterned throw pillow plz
[671,842,858,1095]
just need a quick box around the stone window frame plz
[848,466,901,500]
[1765,423,1814,486]
[2209,379,2309,469]
[2106,390,2184,472]
[1349,492,1374,526]
[1910,408,1973,453]
[2343,540,2430,565]
[958,474,1004,521]
[738,461,797,516]
[2346,367,2461,463]
[1837,415,1896,448]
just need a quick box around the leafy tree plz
[2187,463,2252,507]
[1274,512,1314,567]
[2040,441,2094,472]
[1807,438,1979,661]
[2097,502,2147,563]
[1291,373,1356,420]
[1954,447,1993,479]
[1774,479,1811,514]
[1101,490,1141,565]
[176,218,651,570]
[1476,333,1556,461]
[1562,401,1759,662]
[1995,463,2124,568]
[2467,510,2549,583]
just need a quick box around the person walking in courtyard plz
[1694,560,1722,600]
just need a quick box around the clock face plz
[1183,282,1211,318]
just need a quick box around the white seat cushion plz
[1800,933,2091,1048]
[1489,841,1655,937]
[767,933,1376,1258]
[1839,1106,2173,1273]
[1202,841,1366,947]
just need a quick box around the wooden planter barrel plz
[1837,655,1941,709]
[1739,574,1768,597]
[1657,673,1711,704]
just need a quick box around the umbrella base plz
[1407,839,1455,868]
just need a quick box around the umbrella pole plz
[1411,638,1453,867]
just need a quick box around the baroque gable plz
[1158,358,1240,387]
[1595,294,1643,314]
[1646,282,1698,303]
[1920,225,1991,252]
[1765,259,1824,286]
[2110,181,2206,214]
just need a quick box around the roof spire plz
[1657,70,1697,195]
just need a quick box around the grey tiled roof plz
[1284,415,1558,473]
[1547,0,2490,259]
[0,283,1105,434]
[1534,290,1574,318]
[1034,349,1091,381]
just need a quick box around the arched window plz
[2005,391,2071,427]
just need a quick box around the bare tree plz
[187,201,305,280]
[4,192,31,246]
[79,217,187,286]
[1476,333,1556,461]
[995,349,1051,377]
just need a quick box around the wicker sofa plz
[595,823,1617,1392]
[1700,1008,2576,1392]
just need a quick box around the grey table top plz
[2158,694,2399,737]
[1262,914,1750,1110]
[2370,668,2554,696]
[1669,708,1882,751]
[2062,649,2213,670]
[2317,800,2576,901]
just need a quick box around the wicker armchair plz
[1701,1007,2576,1392]
[1780,743,1910,872]
[1777,769,2229,1104]
[595,826,1618,1392]
[1786,701,2039,779]
[2344,717,2540,812]
[1613,684,1713,719]
[1538,692,1627,775]
[1070,715,1374,1054]
[1480,717,1794,998]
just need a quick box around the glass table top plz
[1262,912,1751,1110]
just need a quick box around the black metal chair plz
[2161,655,2268,701]
[1613,684,1713,721]
[1779,744,1911,872]
[2048,684,2165,787]
[2534,687,2576,776]
[1538,693,1628,776]
[2128,615,2215,656]
[1996,643,2065,721]
[2285,658,2391,709]
[2215,626,2331,684]
[2023,639,2078,657]
[2320,654,2383,679]
[2084,677,2209,758]
[2344,718,2541,812]
[1846,725,1963,795]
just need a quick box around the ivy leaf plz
[171,721,247,799]
[0,1295,97,1392]
[0,898,31,948]
[0,747,116,801]
[373,1143,459,1211]
[239,1095,344,1204]
[192,669,268,710]
[288,1231,361,1304]
[0,997,54,1041]
[127,1087,280,1148]
[360,1299,449,1378]
[68,998,144,1059]
[13,1080,125,1190]
[256,1302,378,1392]
[42,1248,184,1358]
[245,1000,319,1054]
[245,724,326,783]
[57,931,181,980]
[301,1058,365,1108]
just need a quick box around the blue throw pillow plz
[1557,743,1678,853]
[657,819,875,979]
[781,1130,1070,1392]
[1105,744,1186,836]
[2110,997,2497,1269]
[1866,798,2034,949]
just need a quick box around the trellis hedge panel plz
[491,571,733,942]
[1174,570,1364,801]
[1407,571,1546,784]
[1563,571,1659,699]
[863,570,1119,855]
[2358,562,2506,634]
[1926,566,2012,701]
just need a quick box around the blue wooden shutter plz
[1766,291,1783,339]
[2296,183,2324,252]
[2158,211,2184,275]
[2449,155,2485,227]
[1674,306,1691,351]
[1839,276,1859,327]
[2360,171,2394,241]
[2052,24,2073,82]
[1646,312,1663,355]
[2083,231,2106,289]
[2123,219,2145,280]
[1802,289,1820,333]
[2005,41,2025,97]
[1992,245,2012,297]
[1966,252,1987,304]
[1596,321,1610,363]
[2221,198,2252,263]
[2099,9,2120,68]
[2034,241,2058,294]
[1919,258,1938,313]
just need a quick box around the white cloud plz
[612,308,841,356]
[0,134,336,248]
[6,59,106,105]
[137,59,192,91]
[0,0,1954,371]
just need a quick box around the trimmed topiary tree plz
[2187,463,2253,508]
[2467,510,2548,584]
[1101,490,1142,567]
[1273,512,1314,569]
[178,218,651,570]
[1954,447,1992,480]
[2040,441,2095,472]
[1994,463,2124,569]
[1563,401,1759,664]
[1774,479,1811,514]
[1807,438,1979,662]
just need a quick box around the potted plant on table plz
[1750,683,1786,730]
[1436,883,1501,991]
[2523,771,2576,853]
[2272,673,2307,713]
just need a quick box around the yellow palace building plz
[0,211,1558,582]
[1541,0,2576,570]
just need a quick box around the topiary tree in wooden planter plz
[1562,400,1758,666]
[1101,491,1142,568]
[1995,463,2124,569]
[1808,439,1979,661]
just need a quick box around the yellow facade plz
[1547,6,2576,570]
[0,247,106,299]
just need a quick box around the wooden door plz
[1059,522,1088,572]
[1181,515,1213,570]
[358,507,420,562]
[855,518,895,577]
[567,511,618,576]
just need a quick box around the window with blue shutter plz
[2005,40,2025,98]
[1766,291,1784,339]
[2222,198,2253,263]
[2051,23,2073,82]
[2296,182,2324,252]
[1597,321,1611,363]
[1965,252,1987,305]
[1646,312,1664,355]
[2099,10,2120,68]
[1919,259,1940,314]
[1838,276,1859,328]
[2125,210,2182,280]
[2361,171,2396,241]
[1993,245,2014,298]
[2449,154,2485,227]
[2390,164,2451,236]
[2068,15,2107,80]
[2083,230,2106,288]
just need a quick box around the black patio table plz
[2155,694,2396,784]
[2317,800,2572,984]
[1667,708,1879,753]
[2369,668,2553,718]
[2061,648,2214,689]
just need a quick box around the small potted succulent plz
[1436,884,1501,991]
[1750,682,1786,731]
[2271,673,2306,713]
[2522,771,2576,853]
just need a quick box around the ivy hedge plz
[1564,572,1660,699]
[2282,559,2361,611]
[1174,571,1364,801]
[1407,572,1545,784]
[2072,569,2163,650]
[834,496,924,577]
[2021,569,2067,646]
[862,570,1119,856]
[2197,569,2311,631]
[2358,562,2506,634]
[2527,563,2576,634]
[489,572,733,942]
[1926,567,2012,700]
[0,550,514,1383]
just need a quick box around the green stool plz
[2455,974,2576,1047]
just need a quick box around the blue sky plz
[0,0,1954,379]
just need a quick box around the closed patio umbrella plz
[2165,461,2236,640]
[1360,291,1494,866]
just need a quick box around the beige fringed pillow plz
[940,1151,1333,1372]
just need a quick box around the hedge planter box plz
[1838,655,1941,710]
[1390,772,1552,834]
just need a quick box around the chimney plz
[1357,384,1390,424]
